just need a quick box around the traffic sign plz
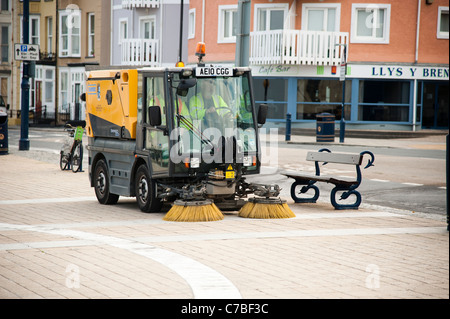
[14,44,40,61]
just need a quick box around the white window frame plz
[253,3,289,32]
[437,6,449,39]
[188,8,195,39]
[218,5,238,43]
[139,16,156,40]
[351,3,391,44]
[59,9,81,57]
[301,3,341,32]
[119,18,128,45]
[0,25,9,63]
[59,69,69,113]
[20,15,40,45]
[88,13,95,56]
[46,17,53,54]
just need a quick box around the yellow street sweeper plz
[84,47,294,221]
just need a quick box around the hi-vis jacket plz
[189,93,230,121]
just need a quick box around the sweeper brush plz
[238,197,295,219]
[163,199,224,222]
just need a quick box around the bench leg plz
[290,180,320,203]
[330,186,361,210]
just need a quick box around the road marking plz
[401,182,424,186]
[0,222,242,299]
[370,179,390,183]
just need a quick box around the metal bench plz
[283,149,375,210]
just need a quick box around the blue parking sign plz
[21,45,28,52]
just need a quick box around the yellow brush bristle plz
[163,201,224,222]
[238,200,295,219]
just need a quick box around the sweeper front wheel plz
[135,165,163,213]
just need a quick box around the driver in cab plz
[189,79,231,129]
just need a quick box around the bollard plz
[285,113,291,141]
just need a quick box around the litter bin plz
[316,112,335,142]
[0,112,8,155]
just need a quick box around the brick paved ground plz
[0,152,448,300]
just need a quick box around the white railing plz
[122,0,159,9]
[121,39,159,66]
[250,30,349,66]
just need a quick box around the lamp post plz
[336,43,347,143]
[19,0,30,151]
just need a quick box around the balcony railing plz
[121,39,159,66]
[250,30,349,66]
[122,0,159,9]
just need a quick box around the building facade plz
[188,0,449,131]
[110,0,189,67]
[11,0,110,125]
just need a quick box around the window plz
[59,10,81,57]
[188,9,195,39]
[297,79,351,120]
[44,69,54,104]
[1,25,8,63]
[254,78,288,119]
[46,17,53,54]
[119,19,128,44]
[21,15,40,45]
[302,3,341,32]
[254,4,288,31]
[31,16,39,45]
[437,7,449,39]
[60,70,69,113]
[88,13,95,56]
[218,5,237,43]
[358,80,410,122]
[140,17,156,39]
[1,0,9,12]
[351,4,390,44]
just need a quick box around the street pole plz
[336,44,347,143]
[235,0,251,67]
[19,0,30,151]
[178,0,184,64]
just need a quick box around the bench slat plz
[306,152,362,165]
[283,172,358,186]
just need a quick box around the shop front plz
[251,64,449,131]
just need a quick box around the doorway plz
[422,82,449,129]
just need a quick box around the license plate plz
[225,171,235,179]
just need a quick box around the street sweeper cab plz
[85,47,294,221]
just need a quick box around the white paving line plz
[0,212,402,232]
[133,226,447,243]
[0,196,97,205]
[0,222,241,299]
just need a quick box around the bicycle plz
[60,120,86,173]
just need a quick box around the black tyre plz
[93,159,119,205]
[60,151,69,170]
[135,165,162,213]
[71,143,83,173]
